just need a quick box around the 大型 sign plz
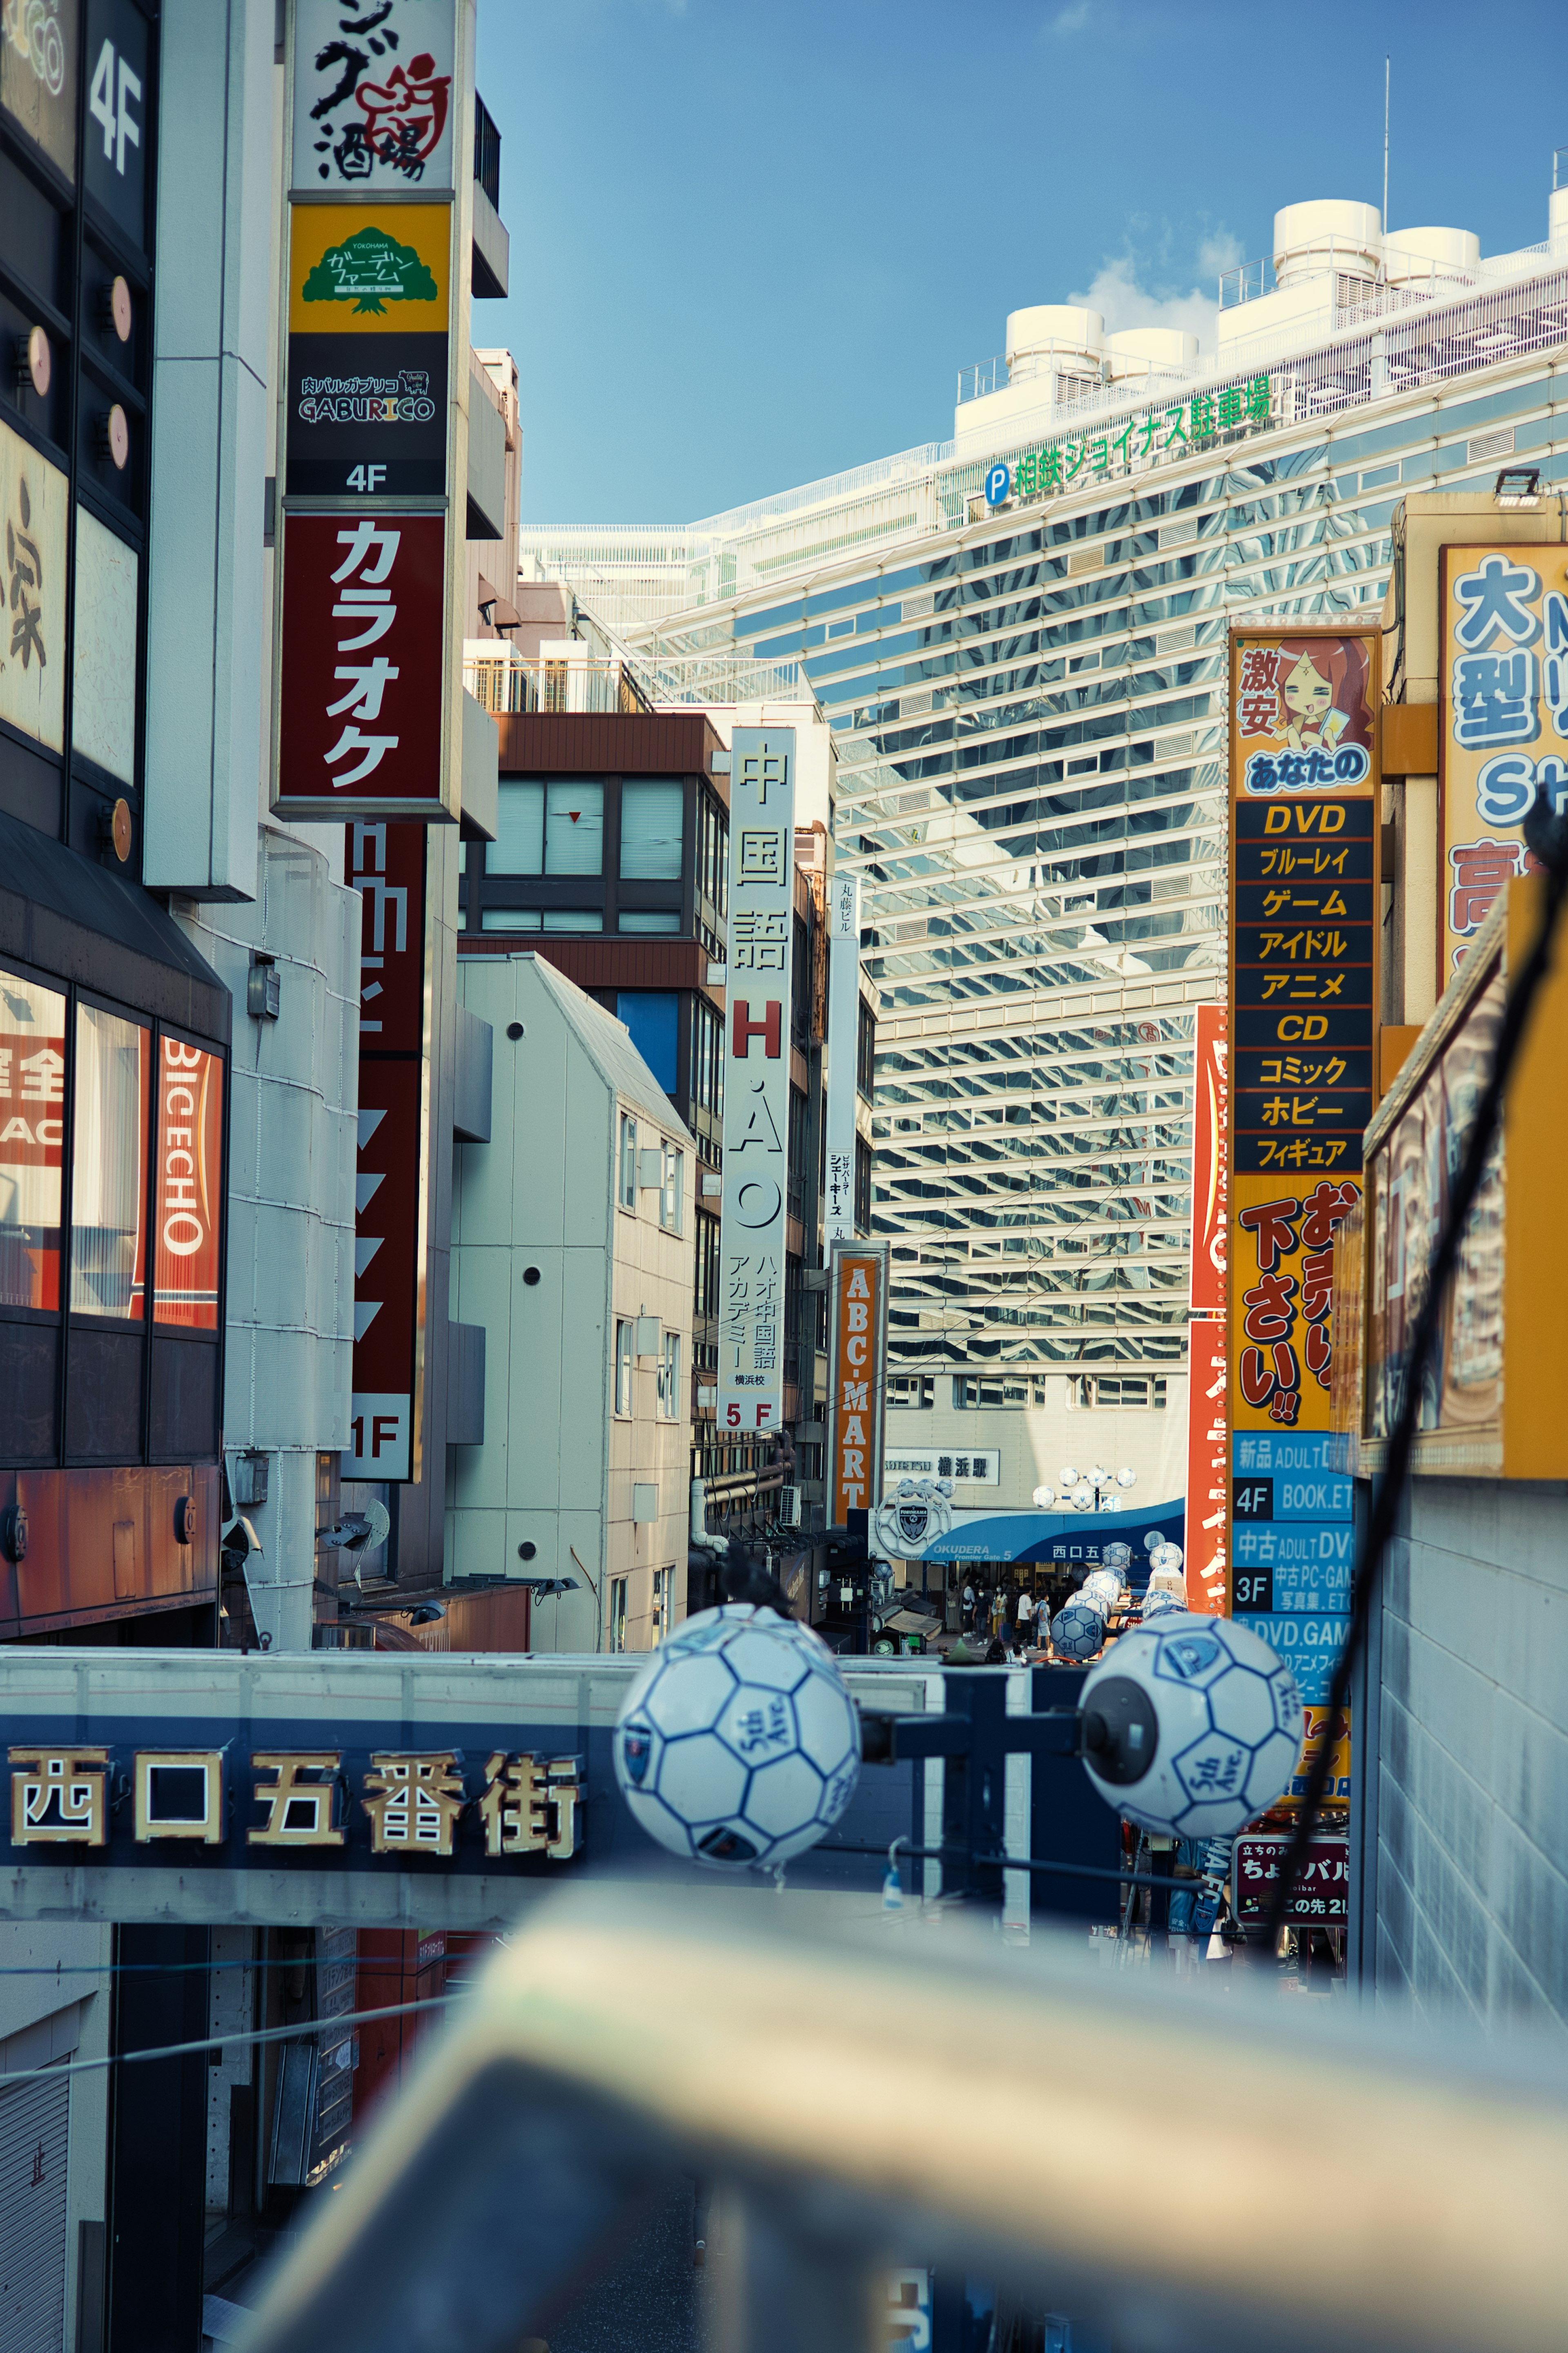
[717,727,796,1434]
[1437,543,1567,983]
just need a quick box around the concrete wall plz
[1365,1476,1568,2039]
[884,1375,1189,1516]
[607,1139,696,1648]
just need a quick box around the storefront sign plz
[276,512,448,818]
[1277,1705,1352,1811]
[1438,543,1568,984]
[825,872,860,1243]
[292,0,457,193]
[877,1500,1184,1566]
[285,203,450,497]
[0,419,67,754]
[1189,1002,1227,1316]
[1232,1830,1348,1922]
[1,0,80,180]
[827,1241,889,1526]
[346,822,429,1481]
[1183,1319,1228,1615]
[882,1448,999,1487]
[154,1039,223,1329]
[717,726,796,1433]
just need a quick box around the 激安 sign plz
[717,727,796,1434]
[1438,543,1568,984]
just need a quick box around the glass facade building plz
[530,198,1568,1492]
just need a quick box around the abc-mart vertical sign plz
[271,0,473,823]
[718,728,797,1435]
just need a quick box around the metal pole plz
[1382,57,1390,234]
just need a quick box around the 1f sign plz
[718,728,796,1433]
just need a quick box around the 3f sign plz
[89,39,141,175]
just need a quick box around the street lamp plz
[1056,1465,1136,1514]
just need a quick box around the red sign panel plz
[1188,1002,1227,1318]
[1233,1832,1348,1923]
[0,977,65,1311]
[1184,1319,1228,1616]
[154,1039,223,1330]
[276,512,447,819]
[349,821,427,1053]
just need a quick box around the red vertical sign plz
[346,822,427,1482]
[1188,1004,1227,1317]
[1185,1004,1228,1613]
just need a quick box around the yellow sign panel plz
[1438,542,1568,990]
[287,203,450,334]
[1275,1705,1352,1810]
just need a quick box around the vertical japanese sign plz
[718,727,795,1434]
[1184,1005,1228,1613]
[824,872,860,1244]
[274,0,465,825]
[1438,544,1568,986]
[826,1241,888,1528]
[345,821,429,1481]
[154,1040,223,1329]
[1227,628,1377,1689]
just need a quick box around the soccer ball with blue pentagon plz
[613,1606,861,1869]
[1078,1611,1303,1838]
[1080,1568,1126,1613]
[1049,1595,1109,1662]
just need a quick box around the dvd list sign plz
[717,729,796,1434]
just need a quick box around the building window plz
[856,998,876,1099]
[619,781,683,879]
[617,992,678,1095]
[690,999,723,1118]
[696,1212,719,1320]
[1072,1375,1167,1409]
[652,1566,672,1642]
[485,780,604,877]
[659,1144,682,1233]
[607,1576,628,1653]
[854,1134,872,1232]
[71,1004,149,1319]
[886,1374,934,1409]
[658,1330,681,1418]
[618,1114,637,1209]
[619,911,680,935]
[615,1318,633,1414]
[541,910,602,932]
[953,1374,1049,1410]
[487,781,544,874]
[0,971,66,1311]
[481,908,541,931]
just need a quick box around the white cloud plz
[1051,1,1092,29]
[1066,232,1243,349]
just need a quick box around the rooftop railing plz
[463,655,650,718]
[240,1882,1568,2353]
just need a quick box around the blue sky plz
[475,0,1567,525]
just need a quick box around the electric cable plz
[0,1989,467,2098]
[1265,827,1568,1942]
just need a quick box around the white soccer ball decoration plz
[613,1605,861,1869]
[1078,1612,1303,1839]
[1049,1596,1109,1662]
[1081,1568,1125,1613]
[1138,1589,1184,1622]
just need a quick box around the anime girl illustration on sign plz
[1236,635,1374,794]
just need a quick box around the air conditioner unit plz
[777,1486,800,1526]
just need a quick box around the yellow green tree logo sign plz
[302,224,439,315]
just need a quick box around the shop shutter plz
[0,2068,69,2353]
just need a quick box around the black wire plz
[816,1839,1179,1893]
[1265,852,1568,1944]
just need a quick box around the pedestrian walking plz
[962,1580,976,1631]
[1016,1586,1036,1651]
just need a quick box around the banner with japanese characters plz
[717,727,796,1434]
[825,871,860,1244]
[1228,627,1376,1650]
[276,512,447,818]
[292,0,458,193]
[827,1241,888,1528]
[285,202,451,498]
[1438,543,1567,984]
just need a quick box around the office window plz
[541,909,601,932]
[953,1375,1049,1410]
[659,1144,682,1233]
[695,1212,720,1319]
[652,1565,672,1642]
[607,1575,628,1653]
[71,1004,149,1319]
[487,781,544,874]
[618,1114,637,1209]
[620,781,684,879]
[481,908,541,932]
[659,1329,681,1418]
[544,781,603,874]
[886,1375,934,1409]
[857,997,877,1098]
[619,911,681,935]
[615,1318,633,1414]
[617,993,678,1095]
[0,970,66,1310]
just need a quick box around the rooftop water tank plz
[1382,225,1480,285]
[1105,327,1199,383]
[1273,198,1382,289]
[1006,305,1104,386]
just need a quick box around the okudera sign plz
[828,1242,889,1527]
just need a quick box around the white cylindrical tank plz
[1105,327,1199,382]
[1382,225,1480,285]
[1273,198,1382,288]
[1006,305,1104,386]
[1551,187,1568,258]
